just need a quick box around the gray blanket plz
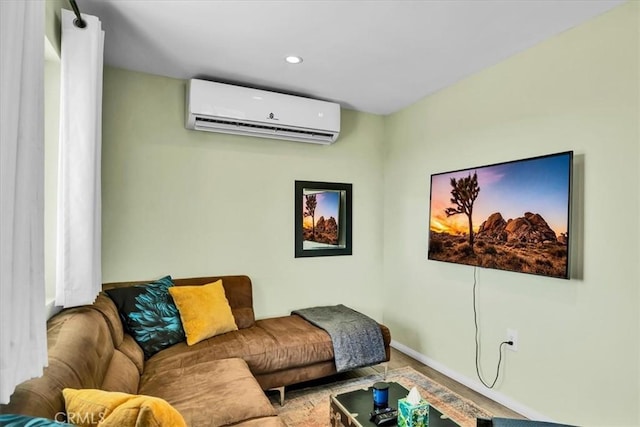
[292,304,386,372]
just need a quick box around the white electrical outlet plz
[506,328,518,352]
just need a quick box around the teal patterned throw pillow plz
[0,414,74,426]
[105,276,186,358]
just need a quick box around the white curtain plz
[0,0,48,404]
[55,9,104,308]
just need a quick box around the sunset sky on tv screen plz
[430,153,571,237]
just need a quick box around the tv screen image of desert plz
[428,152,572,279]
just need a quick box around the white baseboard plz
[390,340,554,422]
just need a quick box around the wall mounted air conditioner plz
[186,79,340,144]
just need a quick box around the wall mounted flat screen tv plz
[428,151,573,279]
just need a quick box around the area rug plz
[270,366,492,427]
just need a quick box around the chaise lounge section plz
[1,275,391,426]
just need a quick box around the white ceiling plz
[77,0,625,115]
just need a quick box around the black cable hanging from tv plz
[68,0,87,28]
[473,267,511,389]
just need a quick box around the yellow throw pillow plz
[168,280,238,345]
[62,388,186,427]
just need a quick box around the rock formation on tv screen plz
[476,212,558,244]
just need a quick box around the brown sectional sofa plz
[1,275,391,426]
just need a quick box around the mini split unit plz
[185,79,341,144]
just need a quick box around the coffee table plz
[330,382,459,427]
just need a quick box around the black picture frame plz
[295,181,352,258]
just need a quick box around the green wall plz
[101,68,386,320]
[45,0,65,56]
[44,0,65,303]
[382,3,639,426]
[44,58,60,302]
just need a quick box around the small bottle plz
[372,382,390,409]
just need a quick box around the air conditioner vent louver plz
[186,79,340,144]
[194,117,336,141]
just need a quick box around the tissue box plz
[397,397,430,427]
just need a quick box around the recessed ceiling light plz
[285,55,303,64]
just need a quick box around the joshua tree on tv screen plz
[444,172,480,251]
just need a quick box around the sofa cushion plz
[139,358,276,427]
[101,350,140,395]
[169,280,238,345]
[63,388,186,427]
[105,276,186,358]
[253,316,336,372]
[142,327,277,376]
[117,334,145,375]
[143,315,335,377]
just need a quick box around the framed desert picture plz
[295,181,352,258]
[428,151,573,279]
